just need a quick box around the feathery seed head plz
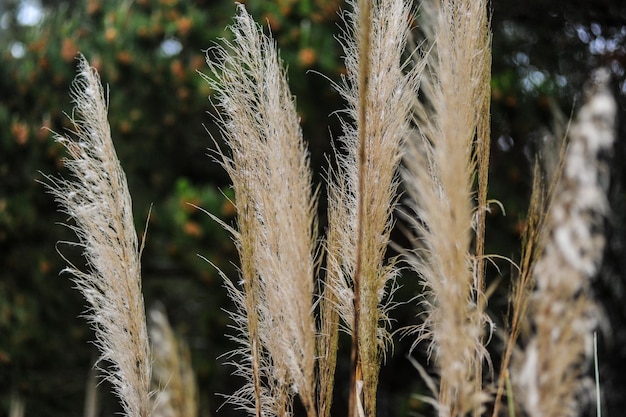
[44,55,151,417]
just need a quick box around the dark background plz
[1,0,625,415]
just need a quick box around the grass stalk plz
[43,55,151,417]
[149,305,198,417]
[349,0,372,414]
[203,6,318,417]
[316,277,340,417]
[403,0,492,415]
[594,332,601,417]
[492,162,546,417]
[328,0,419,415]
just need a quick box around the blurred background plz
[1,0,625,416]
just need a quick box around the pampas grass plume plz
[515,68,616,417]
[43,55,151,417]
[326,0,419,415]
[202,6,318,417]
[402,0,492,415]
[149,305,198,417]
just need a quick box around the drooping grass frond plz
[42,55,151,417]
[202,6,318,417]
[492,162,547,417]
[514,69,616,417]
[326,0,420,415]
[149,305,198,417]
[402,0,492,415]
[494,103,571,417]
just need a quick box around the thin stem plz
[594,332,601,417]
[350,0,371,414]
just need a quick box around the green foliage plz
[154,177,235,281]
[0,0,225,410]
[0,0,344,414]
